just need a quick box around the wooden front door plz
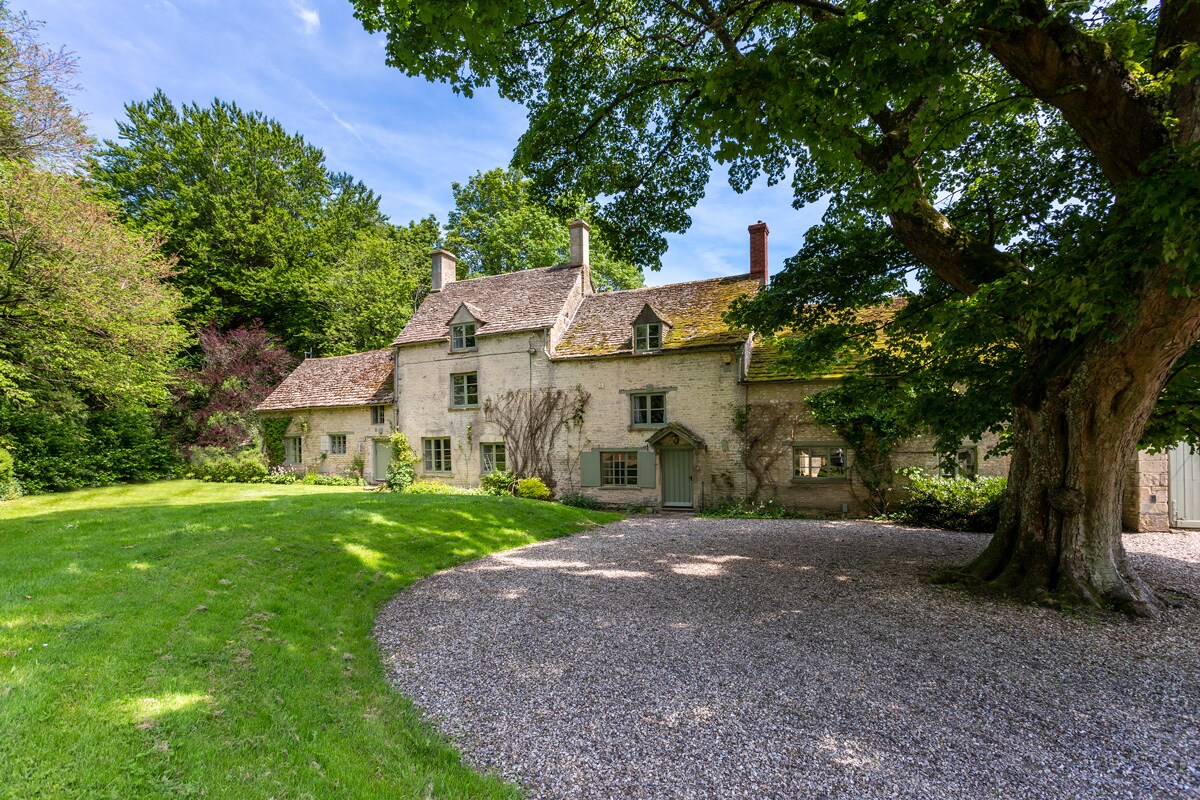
[373,439,391,484]
[662,447,694,508]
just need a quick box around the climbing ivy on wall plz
[483,386,590,489]
[261,416,293,468]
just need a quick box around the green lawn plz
[0,480,618,798]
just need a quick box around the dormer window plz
[634,322,661,352]
[451,322,476,351]
[632,303,668,353]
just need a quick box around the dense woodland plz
[0,5,639,497]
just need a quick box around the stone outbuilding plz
[256,349,395,483]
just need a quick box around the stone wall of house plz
[744,380,1010,515]
[1122,449,1170,532]
[389,325,1015,514]
[262,405,394,481]
[549,347,750,508]
[394,329,554,487]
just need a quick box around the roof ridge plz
[304,348,393,362]
[589,273,756,298]
[443,263,580,287]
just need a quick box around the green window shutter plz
[636,449,656,488]
[580,450,601,487]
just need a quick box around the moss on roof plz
[555,275,761,358]
[745,298,908,382]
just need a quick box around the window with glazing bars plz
[792,445,848,478]
[481,442,506,473]
[631,393,666,425]
[600,451,638,486]
[634,323,661,352]
[423,438,452,472]
[451,372,478,407]
[451,323,476,351]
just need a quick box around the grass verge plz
[0,480,619,798]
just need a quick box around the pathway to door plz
[375,517,1199,800]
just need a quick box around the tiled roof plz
[745,299,907,382]
[746,336,810,382]
[393,264,584,346]
[554,275,761,358]
[256,349,394,411]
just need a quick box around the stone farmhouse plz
[258,220,1178,528]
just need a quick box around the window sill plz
[629,424,666,431]
[597,484,641,489]
[422,471,453,476]
[448,348,478,354]
[448,405,480,411]
[790,477,851,484]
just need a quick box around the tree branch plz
[972,0,1169,184]
[1154,0,1200,146]
[850,106,1025,295]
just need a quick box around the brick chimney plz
[430,248,457,292]
[749,221,769,285]
[569,218,593,294]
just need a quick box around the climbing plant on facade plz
[484,386,590,489]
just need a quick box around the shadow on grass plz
[0,485,614,799]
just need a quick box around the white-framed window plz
[451,322,477,351]
[451,372,478,407]
[793,444,848,479]
[941,447,978,478]
[423,437,452,472]
[370,405,387,425]
[600,451,638,486]
[329,434,348,456]
[634,322,662,352]
[481,442,506,474]
[283,436,302,465]
[631,393,666,426]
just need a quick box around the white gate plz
[1169,444,1200,528]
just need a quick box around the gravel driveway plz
[375,518,1200,799]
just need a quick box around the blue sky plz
[29,0,824,285]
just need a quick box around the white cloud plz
[289,1,320,34]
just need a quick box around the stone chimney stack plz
[430,248,458,292]
[748,221,769,285]
[569,219,593,294]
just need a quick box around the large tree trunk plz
[967,285,1200,615]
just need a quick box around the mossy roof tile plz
[555,275,760,358]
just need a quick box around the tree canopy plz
[0,5,89,167]
[445,167,642,291]
[89,92,387,353]
[323,216,440,355]
[0,5,185,491]
[353,0,1200,614]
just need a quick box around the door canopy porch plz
[645,423,706,450]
